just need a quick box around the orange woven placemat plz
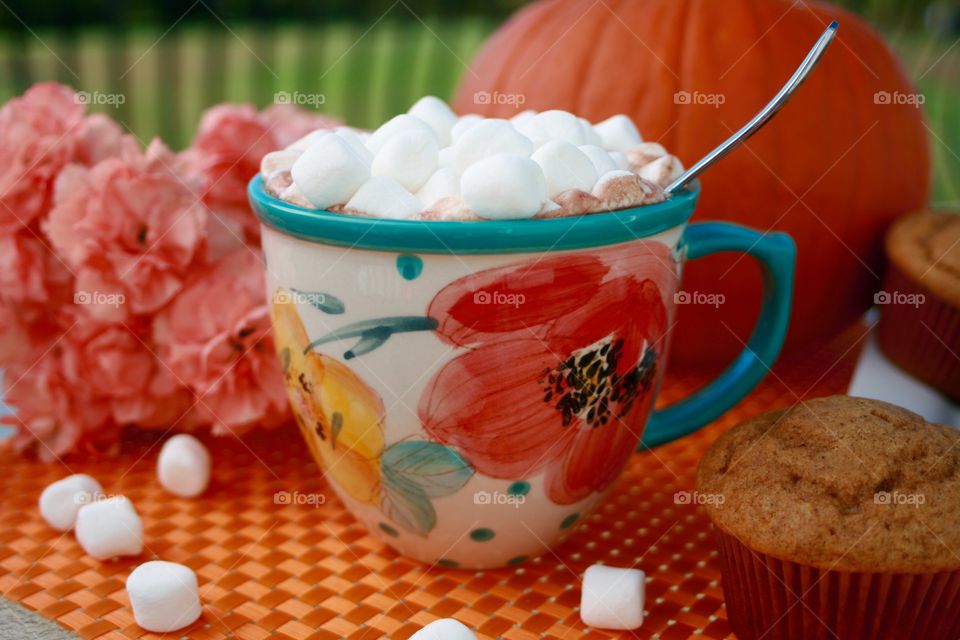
[0,326,866,640]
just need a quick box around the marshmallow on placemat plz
[580,564,646,630]
[371,129,438,192]
[75,496,143,560]
[127,561,202,633]
[409,618,477,640]
[291,134,370,209]
[416,168,460,208]
[157,434,211,498]
[531,141,598,198]
[461,154,547,220]
[409,96,457,147]
[365,114,436,155]
[454,119,533,173]
[39,474,103,532]
[638,154,684,187]
[346,176,422,219]
[594,114,643,152]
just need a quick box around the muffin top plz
[697,396,960,572]
[886,211,960,307]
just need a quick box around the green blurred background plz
[0,0,957,205]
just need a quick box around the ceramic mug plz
[249,176,795,568]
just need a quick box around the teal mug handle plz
[640,222,796,449]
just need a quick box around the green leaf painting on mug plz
[379,440,474,536]
[292,288,345,315]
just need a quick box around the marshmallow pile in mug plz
[260,97,684,221]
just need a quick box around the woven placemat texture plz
[0,326,866,640]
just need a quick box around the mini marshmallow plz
[291,134,370,209]
[260,149,302,179]
[592,170,665,210]
[409,618,477,640]
[610,151,629,170]
[510,110,536,128]
[522,110,587,146]
[415,196,483,221]
[280,182,313,209]
[287,128,331,152]
[335,127,374,165]
[264,170,294,198]
[437,146,455,169]
[409,96,457,147]
[626,142,668,170]
[580,564,645,630]
[346,176,422,219]
[126,561,202,633]
[371,129,439,192]
[39,474,103,532]
[416,168,460,208]
[579,117,603,146]
[638,154,684,187]
[454,119,533,173]
[579,145,619,177]
[594,114,643,152]
[461,154,547,220]
[551,189,602,216]
[75,496,143,560]
[365,114,436,155]
[157,434,211,498]
[450,114,483,142]
[531,140,599,198]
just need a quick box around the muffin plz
[877,211,960,400]
[697,396,960,640]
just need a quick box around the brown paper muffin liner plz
[714,528,960,640]
[876,262,960,401]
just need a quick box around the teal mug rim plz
[248,175,700,254]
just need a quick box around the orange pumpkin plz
[453,0,930,362]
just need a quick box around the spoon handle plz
[664,20,839,196]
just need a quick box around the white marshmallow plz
[126,561,202,633]
[346,176,422,219]
[594,114,643,151]
[579,145,619,177]
[287,128,330,152]
[579,118,603,146]
[592,169,636,194]
[335,127,374,165]
[157,434,211,498]
[291,134,370,209]
[39,474,103,532]
[510,110,536,128]
[416,168,460,208]
[366,114,436,154]
[280,182,313,209]
[461,154,547,220]
[408,96,457,147]
[450,114,482,142]
[638,154,684,187]
[259,149,302,179]
[454,119,533,173]
[75,496,143,560]
[610,151,629,170]
[580,564,645,630]
[437,146,455,169]
[371,129,439,192]
[531,140,598,198]
[522,110,587,146]
[409,618,477,640]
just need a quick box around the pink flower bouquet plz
[0,82,338,460]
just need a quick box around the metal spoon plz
[664,20,839,195]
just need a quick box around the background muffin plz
[697,395,960,640]
[877,211,960,401]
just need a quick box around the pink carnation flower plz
[153,248,289,435]
[45,140,206,321]
[184,103,337,247]
[0,83,85,233]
